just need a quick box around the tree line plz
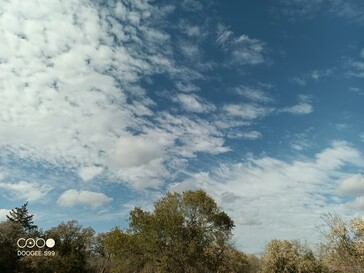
[0,190,363,272]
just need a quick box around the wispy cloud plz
[0,181,52,202]
[274,0,364,24]
[78,166,103,182]
[176,93,216,113]
[235,85,274,103]
[282,95,313,115]
[347,59,364,78]
[217,24,266,65]
[291,68,334,86]
[170,141,364,252]
[223,103,273,120]
[338,174,364,196]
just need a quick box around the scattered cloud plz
[349,87,364,95]
[282,95,313,115]
[0,181,52,202]
[347,59,364,78]
[57,189,112,208]
[170,141,364,252]
[0,0,226,189]
[272,0,324,20]
[291,68,334,86]
[176,93,216,113]
[274,0,364,24]
[292,77,307,86]
[224,104,272,120]
[235,85,274,103]
[217,24,266,65]
[227,130,262,140]
[175,81,201,92]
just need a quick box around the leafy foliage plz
[104,190,236,273]
[6,202,37,232]
[260,239,328,273]
[3,191,364,273]
[320,214,364,272]
[0,220,25,273]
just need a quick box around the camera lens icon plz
[17,238,54,249]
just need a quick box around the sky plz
[0,0,364,254]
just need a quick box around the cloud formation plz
[57,189,112,208]
[170,141,364,253]
[338,174,364,196]
[0,181,52,202]
[217,24,266,65]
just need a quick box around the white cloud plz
[276,0,364,25]
[227,130,262,140]
[177,94,216,113]
[283,95,313,115]
[224,104,271,120]
[0,181,52,201]
[338,174,364,196]
[156,113,230,158]
[284,102,313,114]
[169,141,364,253]
[57,189,112,208]
[217,24,266,65]
[347,60,364,78]
[179,43,201,60]
[78,166,103,182]
[0,209,9,222]
[175,81,200,92]
[235,85,273,103]
[292,77,306,86]
[0,0,229,189]
[348,196,364,210]
[291,68,333,86]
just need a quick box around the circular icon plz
[46,238,55,248]
[26,238,35,248]
[36,238,46,248]
[17,238,26,248]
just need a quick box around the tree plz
[25,220,95,273]
[0,220,25,273]
[104,190,235,273]
[260,240,327,273]
[6,202,37,232]
[218,247,253,273]
[320,214,364,272]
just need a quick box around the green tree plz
[6,202,37,232]
[0,220,25,273]
[105,190,235,273]
[25,220,95,273]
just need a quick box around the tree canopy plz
[104,189,235,273]
[1,191,364,273]
[6,202,37,232]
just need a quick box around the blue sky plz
[0,0,364,254]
